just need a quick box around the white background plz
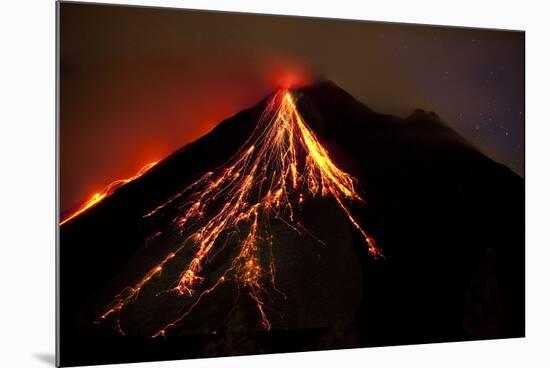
[0,0,548,367]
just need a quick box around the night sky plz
[60,2,524,212]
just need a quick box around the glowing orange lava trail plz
[60,162,158,226]
[98,89,381,336]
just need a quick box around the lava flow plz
[98,89,381,337]
[60,162,158,225]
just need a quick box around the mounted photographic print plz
[56,1,525,366]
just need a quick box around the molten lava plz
[60,162,158,225]
[98,89,380,336]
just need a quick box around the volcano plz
[59,81,524,367]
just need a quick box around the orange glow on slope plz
[60,162,158,226]
[98,90,380,336]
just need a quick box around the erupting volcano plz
[96,89,381,337]
[60,81,524,367]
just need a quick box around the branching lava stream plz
[98,89,381,337]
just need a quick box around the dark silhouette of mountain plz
[59,81,524,367]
